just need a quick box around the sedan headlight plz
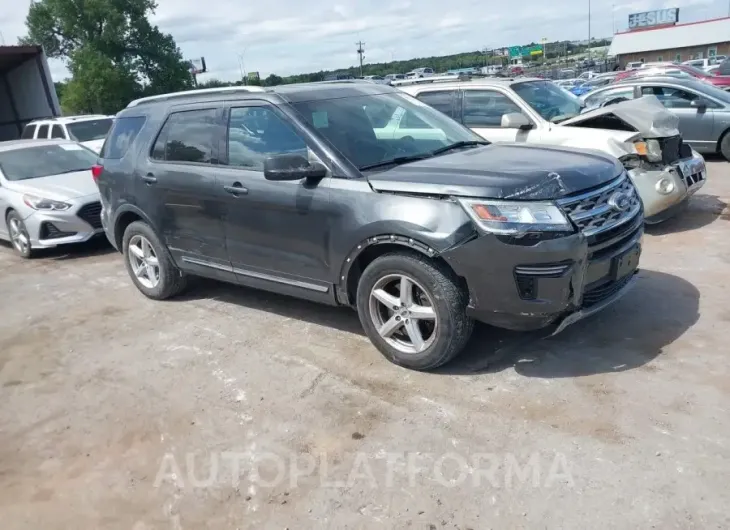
[634,139,663,162]
[22,194,72,211]
[458,198,572,234]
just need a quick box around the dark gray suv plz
[94,82,643,370]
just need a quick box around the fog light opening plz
[656,178,675,195]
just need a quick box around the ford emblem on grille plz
[607,191,632,212]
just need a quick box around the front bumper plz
[22,195,104,249]
[628,152,706,221]
[443,211,643,332]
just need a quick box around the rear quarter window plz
[20,124,36,139]
[101,116,146,159]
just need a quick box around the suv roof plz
[119,81,398,114]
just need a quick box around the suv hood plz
[368,143,622,200]
[6,170,99,201]
[564,96,679,138]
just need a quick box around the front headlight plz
[457,198,572,235]
[634,139,663,162]
[22,194,72,211]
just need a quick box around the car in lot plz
[20,115,115,153]
[568,75,614,96]
[582,76,730,160]
[616,64,730,91]
[396,76,706,223]
[0,140,104,258]
[95,83,643,371]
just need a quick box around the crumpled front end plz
[627,146,707,222]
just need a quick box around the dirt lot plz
[1,159,729,530]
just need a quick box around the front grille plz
[77,201,103,229]
[557,174,642,242]
[683,169,705,190]
[583,273,634,307]
[39,222,76,240]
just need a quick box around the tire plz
[356,251,473,371]
[122,221,187,300]
[720,132,730,161]
[6,211,34,259]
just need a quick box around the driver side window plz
[227,107,308,171]
[462,90,525,128]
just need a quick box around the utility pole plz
[356,41,365,77]
[588,0,592,61]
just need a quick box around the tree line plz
[27,1,611,113]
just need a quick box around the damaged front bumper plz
[442,210,644,333]
[628,151,706,222]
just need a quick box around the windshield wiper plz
[430,140,489,156]
[360,154,433,171]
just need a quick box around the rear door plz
[137,104,232,275]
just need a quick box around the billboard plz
[187,57,207,75]
[628,8,679,30]
[509,45,543,58]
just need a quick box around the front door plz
[459,88,537,143]
[215,103,334,298]
[640,85,716,151]
[135,104,231,273]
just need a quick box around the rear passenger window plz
[416,91,455,118]
[102,116,145,159]
[151,109,219,164]
[226,107,307,170]
[51,125,66,139]
[20,124,36,139]
[463,90,524,128]
[36,124,49,138]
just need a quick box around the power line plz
[356,41,365,77]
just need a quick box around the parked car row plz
[0,78,712,373]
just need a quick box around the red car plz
[615,63,730,90]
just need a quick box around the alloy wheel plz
[368,274,438,354]
[128,234,160,289]
[8,218,30,255]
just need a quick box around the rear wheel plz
[356,252,473,371]
[720,131,730,161]
[6,211,33,259]
[122,221,187,300]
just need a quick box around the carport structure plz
[0,45,60,141]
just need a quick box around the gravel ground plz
[1,158,729,530]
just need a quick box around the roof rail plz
[390,75,473,87]
[126,86,267,108]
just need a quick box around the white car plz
[395,76,706,223]
[20,115,115,154]
[683,57,726,69]
[0,140,103,258]
[405,67,434,79]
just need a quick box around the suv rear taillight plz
[91,164,104,182]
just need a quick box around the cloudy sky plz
[1,0,727,82]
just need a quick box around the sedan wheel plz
[7,213,33,258]
[369,274,438,354]
[127,234,160,289]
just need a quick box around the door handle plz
[224,183,248,196]
[141,173,157,184]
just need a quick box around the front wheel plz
[6,211,33,259]
[356,252,473,371]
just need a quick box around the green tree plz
[23,0,193,113]
[263,74,283,86]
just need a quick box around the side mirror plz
[690,98,708,109]
[263,154,327,181]
[501,112,533,130]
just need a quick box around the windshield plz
[66,118,113,142]
[0,144,98,181]
[512,80,583,123]
[291,92,484,170]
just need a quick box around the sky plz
[0,0,728,83]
